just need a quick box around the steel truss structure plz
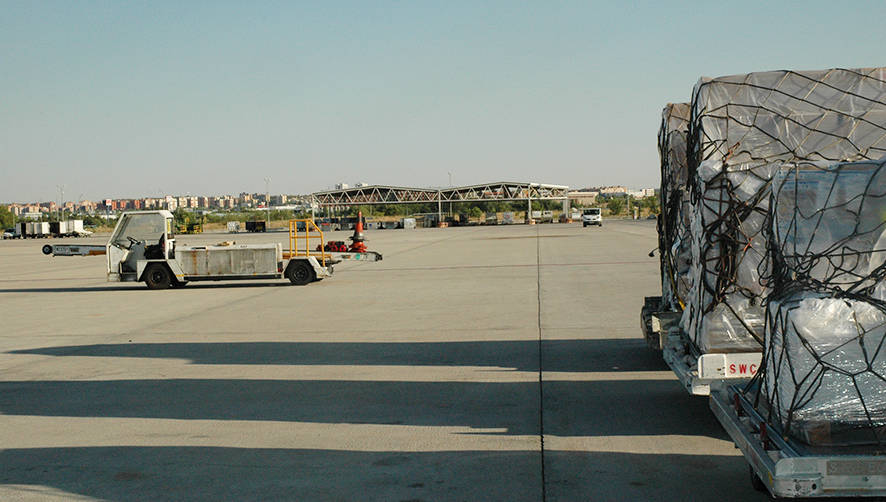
[312,182,569,206]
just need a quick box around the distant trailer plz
[245,221,266,232]
[47,220,90,238]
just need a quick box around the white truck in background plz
[581,208,602,227]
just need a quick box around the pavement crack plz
[535,224,547,502]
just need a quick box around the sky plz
[3,1,886,203]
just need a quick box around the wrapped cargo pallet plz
[682,67,886,354]
[760,159,886,447]
[658,103,692,311]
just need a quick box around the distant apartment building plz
[626,188,657,198]
[20,205,44,219]
[567,191,599,206]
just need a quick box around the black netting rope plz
[746,160,886,447]
[684,68,886,354]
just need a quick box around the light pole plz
[264,177,271,227]
[56,184,65,222]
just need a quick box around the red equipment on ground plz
[316,241,349,252]
[314,211,369,253]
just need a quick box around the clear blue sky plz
[3,1,885,202]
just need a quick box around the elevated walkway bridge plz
[311,182,570,220]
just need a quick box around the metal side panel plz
[167,259,185,280]
[307,256,333,278]
[136,260,167,281]
[177,244,279,277]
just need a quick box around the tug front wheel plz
[144,264,173,290]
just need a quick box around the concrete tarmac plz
[0,220,766,501]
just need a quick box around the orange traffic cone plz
[349,211,367,252]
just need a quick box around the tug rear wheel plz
[286,261,314,286]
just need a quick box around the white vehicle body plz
[582,207,602,227]
[42,211,381,289]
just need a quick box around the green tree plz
[0,205,13,229]
[607,197,625,215]
[641,195,660,213]
[172,208,189,224]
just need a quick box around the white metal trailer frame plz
[642,296,761,396]
[711,381,886,498]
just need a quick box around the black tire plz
[286,261,314,286]
[583,223,588,227]
[749,466,767,493]
[144,264,173,290]
[42,244,53,255]
[171,280,188,288]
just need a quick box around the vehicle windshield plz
[112,213,167,247]
[584,208,601,215]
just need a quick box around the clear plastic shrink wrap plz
[761,159,886,446]
[682,67,886,353]
[658,103,692,311]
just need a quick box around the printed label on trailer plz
[727,362,759,376]
[828,460,886,476]
[697,352,762,379]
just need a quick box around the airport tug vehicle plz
[42,210,381,289]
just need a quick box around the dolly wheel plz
[144,264,172,290]
[42,244,53,255]
[749,466,767,493]
[287,261,314,286]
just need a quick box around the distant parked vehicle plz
[582,208,602,227]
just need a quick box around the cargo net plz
[658,103,691,311]
[753,160,886,447]
[682,67,886,354]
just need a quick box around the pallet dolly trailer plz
[42,210,382,289]
[710,380,886,498]
[642,295,761,396]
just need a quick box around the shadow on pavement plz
[0,447,766,502]
[10,339,670,373]
[0,378,719,438]
[0,282,292,293]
